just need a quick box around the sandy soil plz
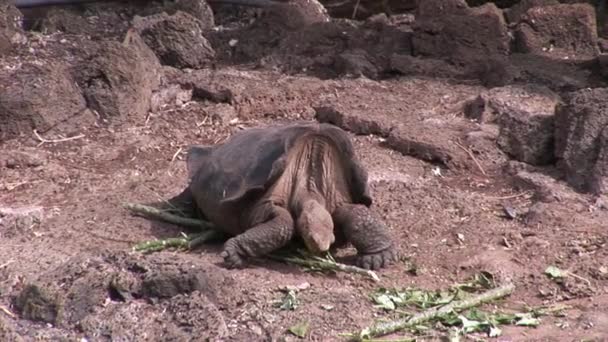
[1,0,608,341]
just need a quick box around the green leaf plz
[288,321,309,338]
[275,290,298,310]
[544,266,567,279]
[489,326,502,337]
[373,294,396,311]
[515,313,541,326]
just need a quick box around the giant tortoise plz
[170,122,399,270]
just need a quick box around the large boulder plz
[465,85,559,165]
[133,11,215,69]
[75,31,162,122]
[514,3,599,61]
[412,0,510,64]
[0,61,93,141]
[555,88,608,194]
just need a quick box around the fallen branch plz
[123,202,213,229]
[350,282,515,341]
[33,129,85,147]
[268,253,379,282]
[125,202,379,281]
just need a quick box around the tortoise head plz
[296,199,335,255]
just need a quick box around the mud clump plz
[0,60,93,141]
[412,0,510,65]
[75,31,162,122]
[555,88,608,194]
[514,3,599,61]
[133,11,216,69]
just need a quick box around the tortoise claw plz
[221,238,247,269]
[356,247,399,270]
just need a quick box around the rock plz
[599,53,608,78]
[0,61,92,141]
[590,126,608,194]
[465,84,560,165]
[76,30,162,122]
[389,54,466,79]
[465,84,560,124]
[315,105,474,169]
[416,0,468,17]
[261,0,330,30]
[165,0,215,30]
[413,1,510,65]
[514,3,599,61]
[504,0,559,24]
[334,49,378,78]
[496,109,555,165]
[133,11,216,69]
[599,38,608,53]
[36,8,91,35]
[510,53,592,92]
[0,3,25,56]
[0,206,44,239]
[555,88,608,194]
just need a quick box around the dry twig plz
[0,259,15,269]
[486,191,532,200]
[454,140,486,176]
[0,305,16,318]
[33,129,85,147]
[171,147,183,162]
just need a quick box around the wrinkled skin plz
[170,122,399,270]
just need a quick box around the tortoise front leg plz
[333,204,399,270]
[220,203,295,269]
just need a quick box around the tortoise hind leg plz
[333,204,399,270]
[221,203,295,269]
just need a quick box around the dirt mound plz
[13,251,234,340]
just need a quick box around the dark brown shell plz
[186,122,372,209]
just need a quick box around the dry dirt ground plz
[2,0,608,341]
